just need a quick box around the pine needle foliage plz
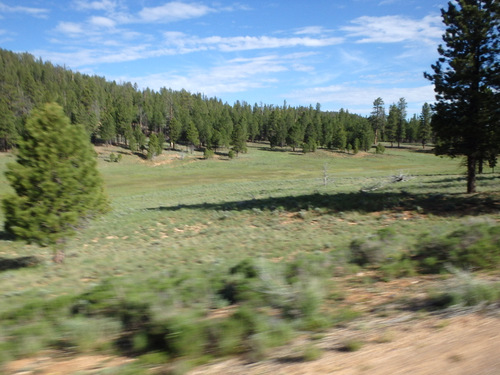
[2,103,109,249]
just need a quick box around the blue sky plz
[0,1,447,116]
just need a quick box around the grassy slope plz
[0,143,498,368]
[0,144,496,303]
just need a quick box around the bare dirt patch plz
[4,354,134,375]
[190,313,500,375]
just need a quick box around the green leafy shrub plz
[339,338,363,352]
[428,271,500,308]
[160,314,206,358]
[413,221,500,273]
[348,227,398,266]
[203,148,215,159]
[375,143,386,154]
[56,317,121,352]
[302,343,322,361]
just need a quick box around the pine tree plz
[169,117,181,150]
[2,103,109,262]
[186,120,200,149]
[147,133,159,160]
[425,0,499,193]
[157,132,165,155]
[396,98,407,148]
[231,116,248,155]
[419,103,433,149]
[385,104,398,147]
[370,97,385,144]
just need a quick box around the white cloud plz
[0,2,49,17]
[294,26,330,35]
[89,16,116,28]
[35,43,152,67]
[56,22,84,35]
[138,2,213,23]
[73,0,117,12]
[162,32,343,53]
[339,49,368,66]
[125,54,310,95]
[287,84,435,115]
[342,14,443,45]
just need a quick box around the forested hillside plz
[0,48,425,153]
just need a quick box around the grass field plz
[1,143,499,373]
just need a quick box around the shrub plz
[162,315,206,357]
[228,149,235,159]
[348,227,397,266]
[428,271,500,308]
[413,221,500,273]
[108,152,123,162]
[339,338,363,352]
[375,143,386,154]
[203,149,215,159]
[57,317,121,352]
[302,343,322,361]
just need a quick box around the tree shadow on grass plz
[147,189,500,217]
[0,256,41,272]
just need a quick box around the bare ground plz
[191,313,500,375]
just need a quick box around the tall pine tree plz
[425,0,499,193]
[419,103,433,149]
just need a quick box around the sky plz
[0,0,448,116]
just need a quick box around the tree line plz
[0,48,435,156]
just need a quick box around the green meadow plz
[1,143,499,372]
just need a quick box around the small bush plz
[414,221,500,273]
[204,318,246,356]
[203,149,215,159]
[379,258,416,281]
[57,317,121,352]
[228,150,235,159]
[429,271,500,309]
[109,152,122,162]
[375,143,386,154]
[339,338,363,352]
[348,228,397,266]
[302,343,322,361]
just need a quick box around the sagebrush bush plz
[428,270,500,308]
[414,221,500,273]
[348,227,398,266]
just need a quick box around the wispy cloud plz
[124,53,314,95]
[138,1,214,23]
[287,84,435,114]
[56,22,84,35]
[162,32,344,53]
[0,2,49,18]
[73,0,117,12]
[342,14,442,44]
[294,26,331,36]
[35,43,152,67]
[89,16,116,28]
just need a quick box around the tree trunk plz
[467,155,477,194]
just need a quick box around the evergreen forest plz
[0,48,427,155]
